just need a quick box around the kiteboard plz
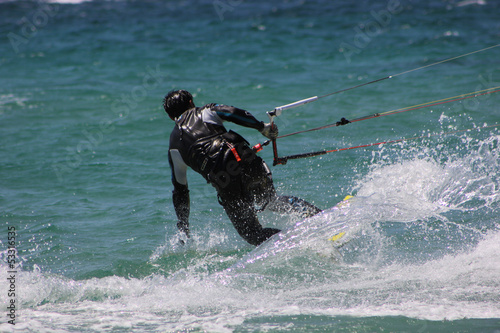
[327,195,354,248]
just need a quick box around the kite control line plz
[280,86,500,164]
[278,85,500,140]
[269,43,500,119]
[267,96,319,165]
[262,44,500,165]
[275,123,500,164]
[267,85,500,165]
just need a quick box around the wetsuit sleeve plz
[211,104,265,131]
[168,150,190,237]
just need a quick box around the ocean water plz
[1,0,500,331]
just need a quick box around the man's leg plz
[241,155,322,218]
[220,196,280,246]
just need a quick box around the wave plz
[1,230,499,332]
[1,132,498,331]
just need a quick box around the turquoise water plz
[1,0,500,331]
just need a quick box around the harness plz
[174,107,273,210]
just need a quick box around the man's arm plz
[209,104,277,139]
[172,183,190,236]
[211,104,265,130]
[168,150,190,237]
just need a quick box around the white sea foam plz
[0,94,28,112]
[2,236,499,332]
[2,135,498,332]
[2,228,499,332]
[45,0,92,3]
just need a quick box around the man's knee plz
[268,195,322,217]
[221,199,279,245]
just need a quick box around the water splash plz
[2,132,499,332]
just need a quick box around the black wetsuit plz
[168,103,321,246]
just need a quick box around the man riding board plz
[164,90,321,246]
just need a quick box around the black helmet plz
[163,90,194,120]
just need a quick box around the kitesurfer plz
[164,90,322,246]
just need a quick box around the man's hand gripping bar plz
[267,96,318,165]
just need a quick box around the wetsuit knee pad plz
[268,195,322,218]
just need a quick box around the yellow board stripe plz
[328,195,353,242]
[328,232,346,242]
